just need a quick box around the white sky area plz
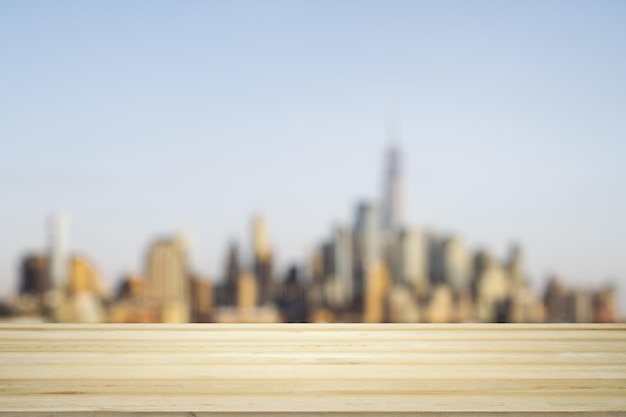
[1,1,625,312]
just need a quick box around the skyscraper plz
[382,146,404,236]
[252,215,273,305]
[363,263,390,323]
[146,234,189,323]
[329,225,353,310]
[475,252,510,323]
[237,271,258,311]
[217,242,240,307]
[252,215,270,262]
[20,254,50,300]
[49,213,69,289]
[355,202,384,315]
[396,228,429,295]
[19,253,51,315]
[67,255,105,323]
[52,255,106,323]
[277,266,307,323]
[442,236,472,294]
[355,202,382,269]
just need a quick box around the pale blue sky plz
[1,1,625,311]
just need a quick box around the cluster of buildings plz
[5,148,621,323]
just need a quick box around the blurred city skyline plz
[1,1,625,312]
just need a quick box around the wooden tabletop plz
[0,323,624,416]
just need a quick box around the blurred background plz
[0,1,624,323]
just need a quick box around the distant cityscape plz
[4,147,621,324]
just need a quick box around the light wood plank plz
[0,324,624,415]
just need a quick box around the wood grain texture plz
[0,324,624,416]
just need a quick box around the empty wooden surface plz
[0,324,624,416]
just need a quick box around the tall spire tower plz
[382,144,404,236]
